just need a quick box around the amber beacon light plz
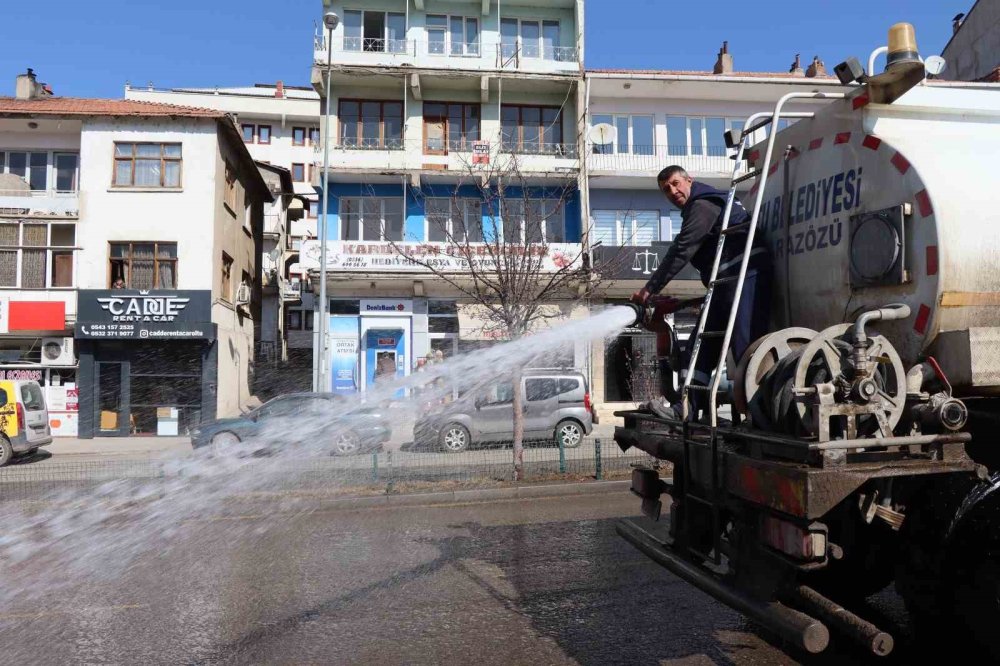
[886,22,920,70]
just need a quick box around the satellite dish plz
[588,123,617,145]
[925,55,947,76]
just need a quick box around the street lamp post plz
[314,10,339,392]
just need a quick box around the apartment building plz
[0,70,271,437]
[305,0,587,393]
[583,61,848,421]
[125,83,321,388]
[942,1,1000,83]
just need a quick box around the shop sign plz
[0,369,42,381]
[360,299,412,316]
[301,241,582,274]
[592,244,700,282]
[75,290,215,340]
[472,142,490,165]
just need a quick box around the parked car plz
[413,368,596,453]
[0,379,52,466]
[191,393,391,457]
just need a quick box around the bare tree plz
[389,148,596,480]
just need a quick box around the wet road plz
[1,492,916,665]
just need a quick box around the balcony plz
[263,212,284,237]
[313,137,578,176]
[588,145,747,179]
[314,36,580,76]
[0,188,79,218]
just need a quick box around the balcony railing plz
[501,142,578,158]
[0,188,80,217]
[314,36,580,67]
[587,145,747,176]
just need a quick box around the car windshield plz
[254,395,339,419]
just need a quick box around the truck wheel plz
[0,437,12,467]
[951,554,1000,659]
[439,424,470,453]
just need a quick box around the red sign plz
[8,301,65,332]
[472,142,490,165]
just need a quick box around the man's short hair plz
[657,165,690,185]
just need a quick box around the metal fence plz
[0,437,658,504]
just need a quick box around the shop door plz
[97,362,129,436]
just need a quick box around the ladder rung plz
[710,276,738,286]
[684,494,715,506]
[743,117,773,136]
[733,169,761,185]
[686,385,713,392]
[699,331,726,338]
[721,223,751,236]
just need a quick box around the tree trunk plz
[512,367,524,481]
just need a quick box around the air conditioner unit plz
[235,282,252,306]
[41,337,74,366]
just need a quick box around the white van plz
[0,379,52,466]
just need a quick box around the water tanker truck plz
[614,23,1000,657]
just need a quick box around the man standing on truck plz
[631,166,771,422]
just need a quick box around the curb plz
[291,480,632,511]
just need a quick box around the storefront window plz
[604,333,658,402]
[128,343,202,435]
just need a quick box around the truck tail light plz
[16,402,24,432]
[584,392,592,412]
[760,515,826,560]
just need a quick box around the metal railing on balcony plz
[314,35,415,55]
[587,144,747,175]
[313,34,579,67]
[497,44,579,68]
[501,142,579,158]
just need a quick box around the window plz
[500,105,564,154]
[502,199,564,243]
[221,253,233,301]
[480,382,514,406]
[224,163,238,212]
[666,117,749,157]
[500,18,564,61]
[426,15,479,56]
[113,143,182,188]
[54,153,78,192]
[426,198,483,243]
[339,100,404,149]
[257,125,271,144]
[591,115,654,155]
[1,151,49,191]
[109,241,177,289]
[241,124,255,143]
[423,102,480,153]
[308,200,319,218]
[0,222,76,288]
[292,163,305,182]
[285,309,315,330]
[308,127,321,145]
[428,300,459,333]
[592,210,659,246]
[308,164,316,183]
[292,127,306,146]
[340,197,404,241]
[344,10,406,53]
[525,378,559,402]
[20,382,45,411]
[605,333,659,402]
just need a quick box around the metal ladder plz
[676,93,843,562]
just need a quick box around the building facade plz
[0,70,270,437]
[124,83,321,390]
[306,0,588,394]
[941,1,1000,83]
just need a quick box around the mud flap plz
[631,467,670,521]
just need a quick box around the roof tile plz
[0,96,227,118]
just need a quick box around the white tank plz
[750,81,1000,393]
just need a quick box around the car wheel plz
[332,431,361,456]
[555,420,583,449]
[440,424,470,453]
[211,431,243,457]
[0,437,12,467]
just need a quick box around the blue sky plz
[0,0,973,98]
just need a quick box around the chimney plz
[275,80,284,98]
[789,54,804,76]
[805,55,827,78]
[15,68,40,100]
[713,41,734,75]
[953,13,965,35]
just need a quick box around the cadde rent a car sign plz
[75,290,215,340]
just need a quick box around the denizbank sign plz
[360,299,412,316]
[75,290,216,340]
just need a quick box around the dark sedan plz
[190,393,391,456]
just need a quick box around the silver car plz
[413,369,597,453]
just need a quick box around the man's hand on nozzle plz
[630,288,651,306]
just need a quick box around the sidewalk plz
[45,436,192,457]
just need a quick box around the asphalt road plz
[0,491,918,665]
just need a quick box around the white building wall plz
[77,118,219,290]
